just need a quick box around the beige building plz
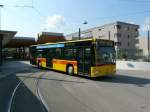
[66,21,140,59]
[138,37,149,56]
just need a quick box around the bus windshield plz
[96,46,116,65]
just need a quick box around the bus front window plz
[96,46,116,65]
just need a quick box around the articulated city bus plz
[30,38,116,77]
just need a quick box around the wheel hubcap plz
[68,66,73,74]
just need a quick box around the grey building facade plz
[66,21,140,59]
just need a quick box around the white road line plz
[7,78,26,112]
[7,72,35,112]
[35,73,49,112]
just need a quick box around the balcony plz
[135,31,139,37]
[135,38,139,43]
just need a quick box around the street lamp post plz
[0,34,3,67]
[0,2,3,70]
[0,3,4,30]
[78,28,81,40]
[78,21,88,40]
[148,30,150,61]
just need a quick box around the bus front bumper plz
[91,64,116,77]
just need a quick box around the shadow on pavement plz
[18,76,85,84]
[0,73,20,112]
[11,76,47,112]
[0,61,48,112]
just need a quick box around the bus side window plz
[51,48,56,58]
[64,48,77,60]
[49,49,53,56]
[37,53,42,58]
[85,48,91,61]
[42,49,47,58]
[72,48,77,60]
[54,48,63,59]
[37,49,43,58]
[64,48,71,60]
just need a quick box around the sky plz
[1,0,150,38]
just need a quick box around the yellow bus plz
[30,38,116,77]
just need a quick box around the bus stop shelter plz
[0,30,17,66]
[5,37,35,59]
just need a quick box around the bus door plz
[78,47,91,76]
[46,49,53,68]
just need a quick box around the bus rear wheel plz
[67,65,74,75]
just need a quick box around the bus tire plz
[67,65,74,75]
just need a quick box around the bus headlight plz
[113,68,116,72]
[94,70,99,74]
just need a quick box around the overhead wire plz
[2,0,150,31]
[2,0,45,19]
[2,0,150,22]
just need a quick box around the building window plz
[99,35,104,38]
[128,42,130,47]
[128,35,130,38]
[114,33,116,38]
[114,34,116,38]
[115,25,122,29]
[135,28,138,31]
[99,28,104,31]
[115,42,121,46]
[124,27,127,31]
[135,35,138,37]
[114,33,121,38]
[124,26,130,31]
[99,36,102,38]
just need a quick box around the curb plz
[116,69,150,72]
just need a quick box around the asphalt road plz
[0,61,150,112]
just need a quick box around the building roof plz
[66,21,139,37]
[6,36,35,48]
[37,32,66,44]
[0,30,17,46]
[39,32,64,37]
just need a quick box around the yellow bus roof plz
[31,38,113,47]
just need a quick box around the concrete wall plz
[117,61,150,71]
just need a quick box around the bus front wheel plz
[67,65,74,75]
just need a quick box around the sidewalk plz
[117,61,150,71]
